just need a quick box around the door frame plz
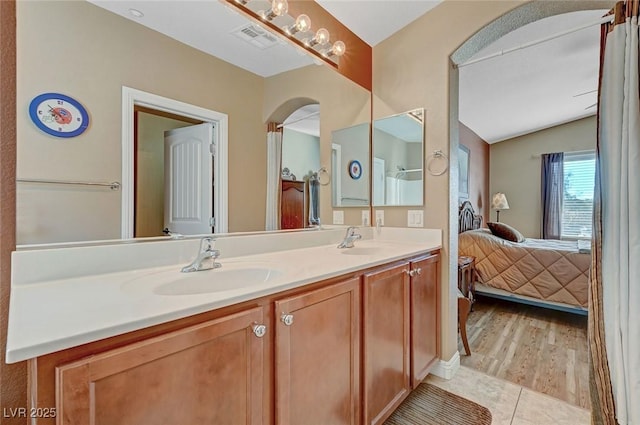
[121,86,228,238]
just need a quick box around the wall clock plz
[29,93,89,138]
[348,160,362,180]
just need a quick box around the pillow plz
[487,222,525,243]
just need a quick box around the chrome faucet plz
[337,226,362,249]
[181,237,221,273]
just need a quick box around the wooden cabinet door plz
[363,263,411,425]
[56,307,266,425]
[281,180,306,229]
[410,252,440,388]
[275,277,360,425]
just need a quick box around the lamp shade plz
[491,192,510,210]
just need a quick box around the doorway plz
[134,106,204,237]
[121,87,229,238]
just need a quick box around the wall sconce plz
[306,28,330,48]
[284,14,311,36]
[260,0,288,21]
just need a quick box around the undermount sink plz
[339,247,382,256]
[121,263,282,296]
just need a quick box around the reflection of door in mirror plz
[134,107,210,238]
[280,105,320,229]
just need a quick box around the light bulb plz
[315,28,329,45]
[331,40,345,56]
[285,14,311,35]
[307,28,330,47]
[262,0,288,21]
[295,14,311,32]
[272,0,288,16]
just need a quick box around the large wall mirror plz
[372,109,424,207]
[16,1,371,245]
[331,123,370,208]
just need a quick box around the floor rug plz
[384,383,492,425]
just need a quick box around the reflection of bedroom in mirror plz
[372,109,424,206]
[280,104,320,229]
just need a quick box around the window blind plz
[562,151,595,238]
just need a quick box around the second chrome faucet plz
[181,237,221,273]
[337,226,362,249]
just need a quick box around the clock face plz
[29,93,89,138]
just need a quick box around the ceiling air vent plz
[231,23,278,49]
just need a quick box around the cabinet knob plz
[252,324,267,338]
[406,269,416,277]
[281,313,294,326]
[415,268,422,276]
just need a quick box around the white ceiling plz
[88,0,315,77]
[88,1,609,144]
[315,0,442,46]
[283,104,320,137]
[459,9,608,144]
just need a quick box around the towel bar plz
[17,178,121,191]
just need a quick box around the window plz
[562,151,596,239]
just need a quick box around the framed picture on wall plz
[459,144,470,199]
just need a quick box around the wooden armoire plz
[280,180,307,229]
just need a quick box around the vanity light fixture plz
[284,14,311,36]
[225,0,346,67]
[306,28,330,48]
[322,40,346,58]
[260,0,288,21]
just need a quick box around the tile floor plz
[426,366,590,425]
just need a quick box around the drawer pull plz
[281,314,294,326]
[252,324,267,338]
[415,268,422,275]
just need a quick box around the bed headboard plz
[459,200,483,233]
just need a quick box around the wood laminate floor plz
[458,296,590,410]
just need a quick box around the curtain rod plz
[457,14,614,69]
[277,111,320,129]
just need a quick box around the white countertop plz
[6,227,441,363]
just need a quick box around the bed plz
[458,201,590,315]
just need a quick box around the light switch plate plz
[361,210,370,226]
[407,210,424,228]
[375,210,384,226]
[333,210,344,225]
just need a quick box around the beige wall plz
[459,123,490,225]
[373,0,524,362]
[490,116,597,238]
[135,112,192,238]
[264,65,371,226]
[281,128,320,181]
[16,1,266,244]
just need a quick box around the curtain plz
[590,2,640,424]
[265,123,283,231]
[540,152,564,239]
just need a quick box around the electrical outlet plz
[361,210,370,226]
[407,210,424,228]
[375,210,384,226]
[333,210,344,225]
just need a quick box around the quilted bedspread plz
[459,229,591,308]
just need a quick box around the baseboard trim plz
[430,351,461,380]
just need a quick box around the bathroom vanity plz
[7,228,441,424]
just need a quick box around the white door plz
[373,157,385,206]
[164,123,214,235]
